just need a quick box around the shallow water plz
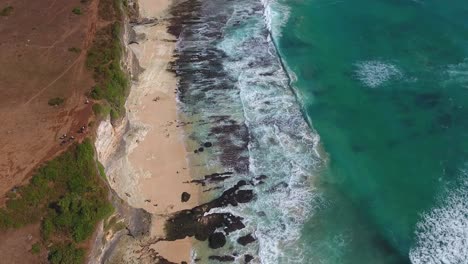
[169,0,322,262]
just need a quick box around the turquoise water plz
[275,0,468,263]
[171,0,468,262]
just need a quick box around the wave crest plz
[355,60,402,88]
[409,175,468,264]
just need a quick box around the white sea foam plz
[175,0,322,262]
[216,3,323,261]
[444,59,468,88]
[355,60,402,88]
[409,173,468,264]
[261,0,290,41]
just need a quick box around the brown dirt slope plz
[0,0,98,197]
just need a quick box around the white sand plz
[95,0,199,262]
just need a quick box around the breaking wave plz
[409,172,468,264]
[444,59,468,88]
[216,1,323,262]
[355,60,402,88]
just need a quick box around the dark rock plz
[208,232,226,249]
[203,142,213,148]
[235,190,254,203]
[237,234,256,246]
[194,150,198,153]
[187,172,233,186]
[198,147,204,152]
[257,211,266,217]
[244,255,254,263]
[181,192,191,202]
[252,175,268,186]
[203,186,223,193]
[164,180,250,242]
[268,181,288,193]
[223,214,245,234]
[208,255,235,262]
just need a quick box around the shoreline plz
[94,0,200,262]
[95,0,321,262]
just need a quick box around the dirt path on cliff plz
[0,0,97,199]
[0,0,99,262]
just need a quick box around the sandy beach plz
[127,0,199,262]
[95,0,199,262]
[126,0,199,216]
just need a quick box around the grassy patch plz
[0,5,13,16]
[87,22,128,121]
[72,7,82,15]
[92,103,110,119]
[98,0,123,22]
[49,243,84,264]
[0,139,113,260]
[97,161,106,180]
[48,97,65,106]
[68,47,81,53]
[87,0,128,122]
[31,242,41,254]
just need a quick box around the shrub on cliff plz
[48,97,65,106]
[49,243,84,264]
[86,22,128,121]
[0,5,13,16]
[0,139,113,259]
[72,7,82,15]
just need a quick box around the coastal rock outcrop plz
[181,192,191,202]
[208,232,226,249]
[237,234,256,246]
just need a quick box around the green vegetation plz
[92,103,110,119]
[87,0,128,122]
[0,139,113,261]
[97,161,106,180]
[87,22,128,122]
[31,242,41,254]
[72,7,82,15]
[98,0,123,22]
[0,0,128,263]
[48,97,65,106]
[0,5,13,16]
[68,47,81,53]
[103,215,126,233]
[49,243,84,264]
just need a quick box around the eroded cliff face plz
[94,0,151,209]
[95,114,150,208]
[89,1,154,262]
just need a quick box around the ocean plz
[275,0,468,263]
[170,0,468,263]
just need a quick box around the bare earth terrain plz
[0,0,96,197]
[0,0,98,262]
